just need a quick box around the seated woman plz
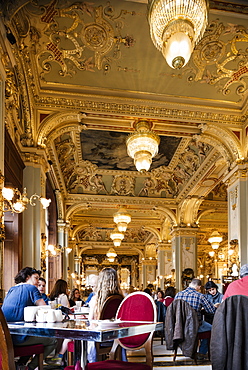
[38,277,49,304]
[69,288,84,307]
[164,286,176,307]
[88,267,123,362]
[46,279,70,366]
[156,290,165,304]
[204,281,223,324]
[2,267,57,370]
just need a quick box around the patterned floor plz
[127,338,212,369]
[41,338,212,370]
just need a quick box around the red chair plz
[67,294,123,365]
[14,344,44,369]
[64,291,157,370]
[197,331,211,360]
[0,307,44,370]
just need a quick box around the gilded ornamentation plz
[192,20,248,100]
[111,174,135,196]
[35,1,134,75]
[230,185,238,211]
[78,226,103,241]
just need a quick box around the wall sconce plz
[0,171,51,241]
[41,233,71,272]
[2,186,51,213]
[209,250,215,258]
[208,231,223,249]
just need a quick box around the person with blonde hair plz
[88,267,123,362]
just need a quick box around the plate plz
[92,319,122,328]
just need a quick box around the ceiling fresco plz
[80,130,181,171]
[2,0,243,262]
[4,0,247,106]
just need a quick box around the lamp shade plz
[113,208,131,232]
[208,231,223,249]
[148,0,208,69]
[110,228,124,247]
[106,247,117,258]
[126,120,160,172]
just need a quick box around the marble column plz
[157,242,172,289]
[141,258,157,288]
[224,164,248,266]
[171,227,198,291]
[23,165,47,269]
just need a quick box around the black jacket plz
[165,299,199,358]
[211,295,248,370]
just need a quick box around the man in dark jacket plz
[175,278,215,358]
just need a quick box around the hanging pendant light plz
[126,120,160,172]
[208,231,223,250]
[148,0,208,69]
[113,208,131,232]
[106,247,117,262]
[110,228,124,247]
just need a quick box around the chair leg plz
[68,351,73,366]
[37,353,44,370]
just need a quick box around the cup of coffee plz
[75,301,82,310]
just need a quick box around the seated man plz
[175,278,215,358]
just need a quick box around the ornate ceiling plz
[1,0,248,263]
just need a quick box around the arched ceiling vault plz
[2,0,246,259]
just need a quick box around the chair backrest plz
[211,295,248,370]
[99,294,123,320]
[0,308,15,370]
[115,291,157,349]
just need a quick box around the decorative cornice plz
[35,96,245,125]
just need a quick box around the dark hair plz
[15,267,41,284]
[39,277,46,284]
[147,283,154,290]
[69,288,81,301]
[50,279,68,301]
[157,290,164,298]
[165,286,176,298]
[144,288,152,296]
[205,281,218,291]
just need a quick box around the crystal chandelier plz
[110,227,124,247]
[148,0,208,69]
[106,247,117,262]
[126,120,160,172]
[208,231,223,250]
[113,208,131,232]
[2,186,51,213]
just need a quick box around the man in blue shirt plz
[175,278,215,358]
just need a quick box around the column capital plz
[141,258,157,266]
[157,242,171,251]
[223,162,248,187]
[171,226,198,237]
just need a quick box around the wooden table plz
[8,320,163,369]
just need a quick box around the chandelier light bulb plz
[40,197,51,209]
[2,187,14,201]
[13,201,25,213]
[148,0,208,69]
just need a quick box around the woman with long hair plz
[49,279,69,307]
[46,279,70,366]
[89,267,123,320]
[69,288,84,307]
[88,267,123,362]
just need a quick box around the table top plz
[8,320,163,342]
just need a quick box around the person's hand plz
[214,303,220,308]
